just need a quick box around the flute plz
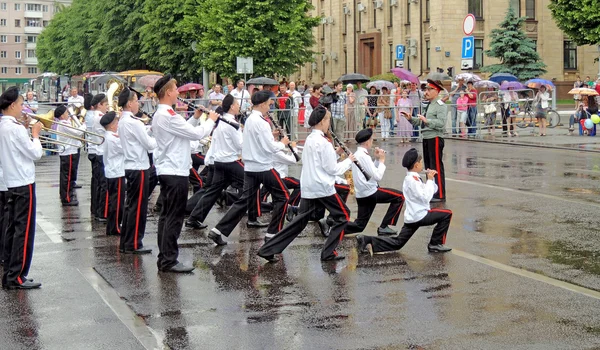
[177,97,240,130]
[329,130,371,181]
[265,113,301,162]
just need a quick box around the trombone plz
[23,110,105,146]
[37,135,66,154]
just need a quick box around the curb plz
[445,135,600,153]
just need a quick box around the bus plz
[31,72,70,103]
[117,70,164,91]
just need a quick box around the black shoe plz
[62,201,79,207]
[356,235,371,255]
[321,254,345,261]
[427,244,452,253]
[185,219,207,229]
[161,263,194,273]
[247,220,268,228]
[3,280,42,290]
[286,205,298,222]
[318,218,330,238]
[377,226,397,236]
[429,198,445,203]
[258,254,279,263]
[95,217,107,223]
[73,184,83,189]
[208,229,227,246]
[122,248,152,254]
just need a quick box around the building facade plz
[0,0,71,90]
[296,0,600,85]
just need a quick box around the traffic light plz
[447,66,454,77]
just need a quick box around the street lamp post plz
[597,45,600,79]
[191,41,208,88]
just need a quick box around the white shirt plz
[403,171,438,223]
[208,92,225,111]
[352,146,386,198]
[300,129,351,198]
[118,111,157,170]
[204,140,215,166]
[273,148,298,179]
[537,92,550,109]
[153,104,215,176]
[0,165,7,191]
[89,111,105,155]
[230,88,251,112]
[303,94,312,128]
[67,95,85,108]
[56,119,85,156]
[242,110,285,172]
[103,131,124,178]
[0,116,43,188]
[211,113,243,163]
[288,90,302,116]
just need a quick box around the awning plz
[0,78,32,84]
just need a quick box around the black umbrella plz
[339,73,370,84]
[246,77,279,86]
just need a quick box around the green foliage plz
[549,0,600,46]
[481,6,547,80]
[191,0,320,78]
[370,73,400,83]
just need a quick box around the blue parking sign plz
[396,45,405,60]
[462,36,474,59]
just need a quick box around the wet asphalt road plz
[2,139,600,350]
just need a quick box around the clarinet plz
[265,113,301,162]
[177,97,240,130]
[329,130,371,181]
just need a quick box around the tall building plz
[0,0,71,91]
[296,0,600,86]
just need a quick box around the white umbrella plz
[455,73,481,82]
[367,80,395,91]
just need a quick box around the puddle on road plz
[547,241,600,277]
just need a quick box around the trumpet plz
[23,110,105,146]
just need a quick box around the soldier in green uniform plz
[401,79,447,202]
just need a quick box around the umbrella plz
[568,88,599,96]
[525,78,555,90]
[390,68,420,85]
[367,80,395,91]
[137,75,163,88]
[474,80,500,89]
[500,81,526,90]
[92,74,125,85]
[338,73,370,84]
[246,77,279,86]
[427,72,452,81]
[177,83,203,93]
[489,73,519,83]
[455,72,481,82]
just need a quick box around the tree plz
[191,0,320,78]
[549,0,600,46]
[481,6,546,80]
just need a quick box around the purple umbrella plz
[391,68,420,85]
[500,81,525,90]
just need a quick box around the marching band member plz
[208,91,291,246]
[153,74,218,273]
[345,128,405,236]
[189,140,206,193]
[84,94,98,215]
[259,145,301,221]
[0,87,43,289]
[117,88,157,253]
[356,148,452,255]
[0,164,6,266]
[90,93,110,222]
[186,94,244,230]
[258,106,354,263]
[55,105,85,206]
[101,112,125,237]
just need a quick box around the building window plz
[406,0,410,24]
[0,3,5,10]
[0,19,5,26]
[28,67,37,74]
[15,19,20,27]
[320,23,325,41]
[0,35,6,43]
[344,49,348,74]
[373,2,376,27]
[425,0,430,21]
[14,3,20,11]
[15,51,21,59]
[388,1,393,27]
[42,5,48,12]
[425,40,430,70]
[26,18,41,27]
[27,49,35,58]
[0,67,6,74]
[26,4,42,11]
[564,41,577,69]
[42,20,48,27]
[0,51,5,58]
[343,9,347,35]
[15,67,21,75]
[526,0,535,19]
[27,36,37,43]
[15,36,21,43]
[474,39,484,69]
[510,0,520,16]
[358,9,362,32]
[468,0,483,19]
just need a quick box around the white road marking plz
[36,212,64,243]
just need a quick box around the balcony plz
[26,42,36,49]
[24,11,43,18]
[24,57,38,65]
[24,26,43,34]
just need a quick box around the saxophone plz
[339,152,355,195]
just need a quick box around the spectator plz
[303,86,314,129]
[24,90,38,113]
[345,84,357,136]
[456,92,469,137]
[209,84,225,111]
[276,82,292,133]
[534,85,550,136]
[365,86,379,132]
[329,81,347,137]
[288,82,302,127]
[483,88,498,136]
[450,78,467,135]
[396,90,413,143]
[574,76,584,108]
[378,87,392,141]
[230,79,251,113]
[466,81,478,136]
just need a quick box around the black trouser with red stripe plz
[59,154,78,204]
[259,177,301,207]
[189,153,206,193]
[94,155,108,219]
[0,190,7,264]
[346,188,405,233]
[2,184,36,286]
[422,137,445,200]
[258,194,349,260]
[106,177,125,236]
[157,175,188,270]
[147,153,158,198]
[88,154,98,215]
[72,149,80,185]
[215,169,289,236]
[310,183,350,222]
[120,169,150,251]
[367,209,452,253]
[189,161,244,223]
[186,165,214,214]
